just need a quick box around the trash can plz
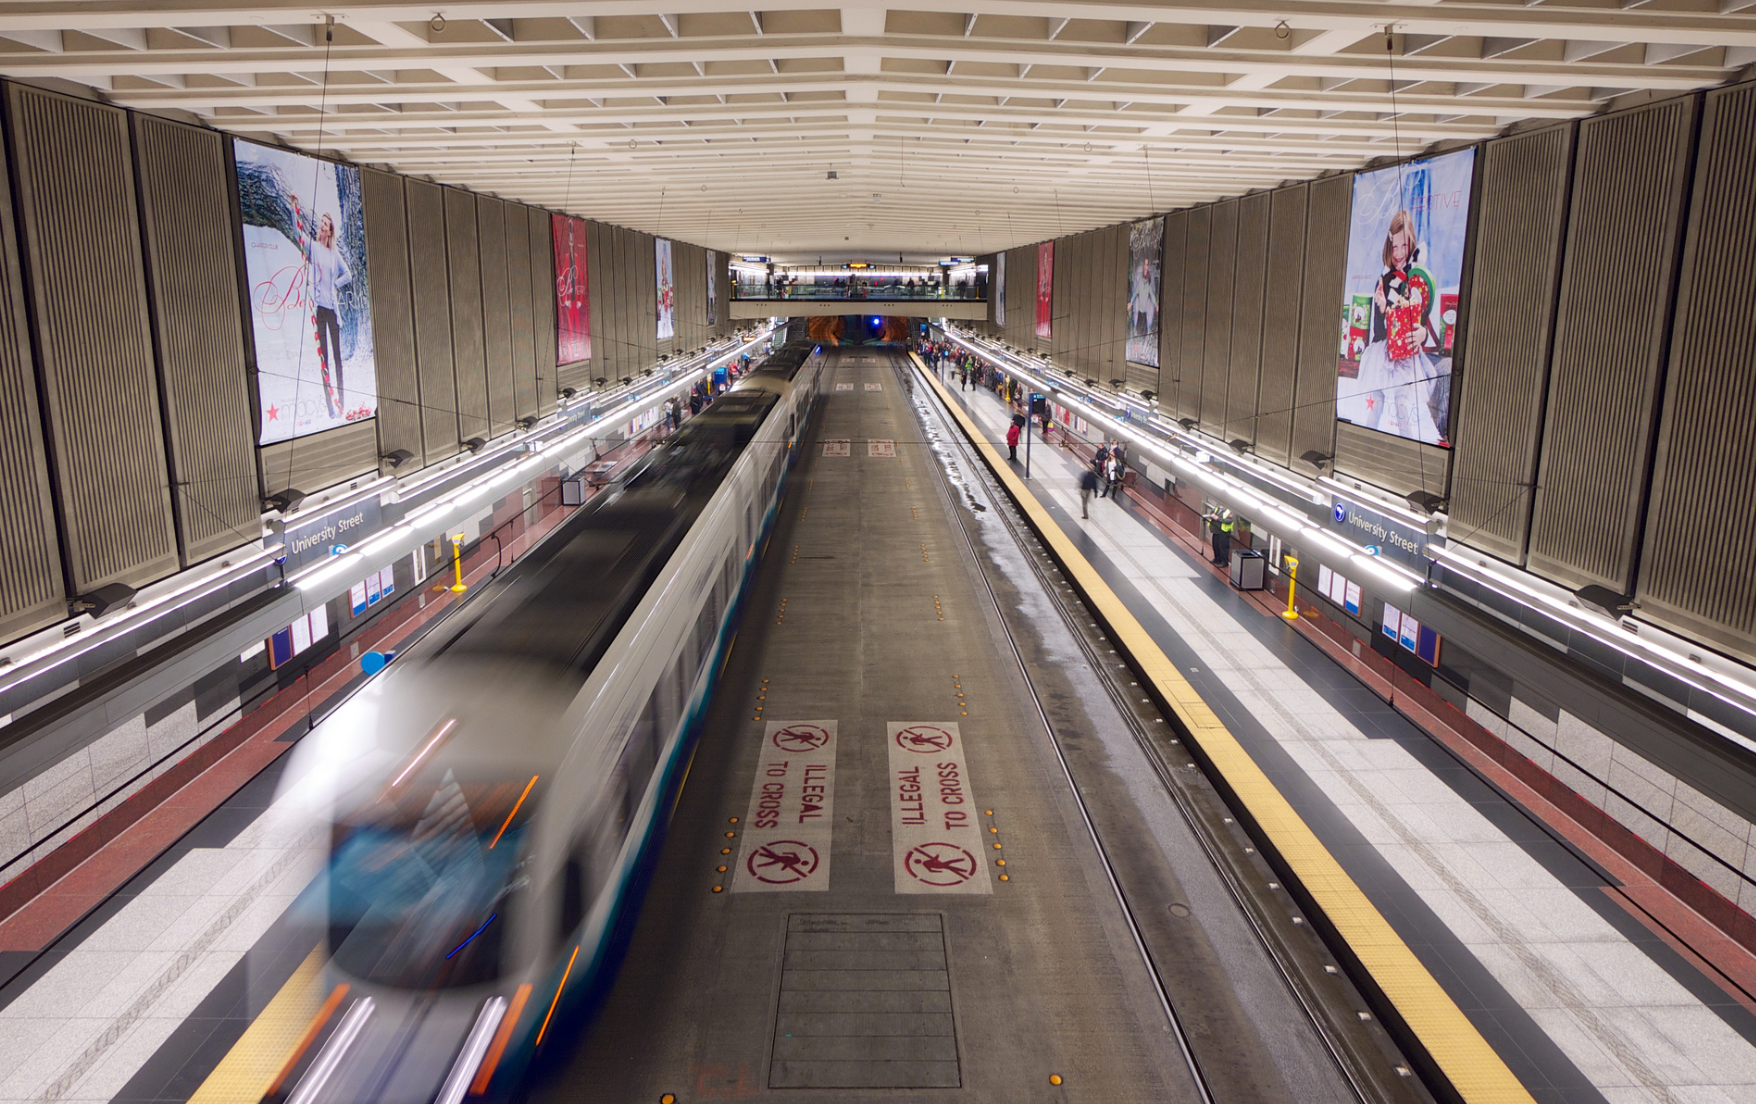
[1230,549,1265,591]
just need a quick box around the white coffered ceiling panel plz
[0,1,1749,255]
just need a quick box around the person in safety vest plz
[1207,506,1234,566]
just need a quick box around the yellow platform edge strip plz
[188,944,326,1104]
[912,354,1533,1104]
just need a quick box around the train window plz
[694,602,716,674]
[660,655,685,739]
[558,857,584,937]
[621,701,658,825]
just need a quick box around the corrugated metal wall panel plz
[1529,96,1698,593]
[1201,200,1239,431]
[1011,245,1031,348]
[359,168,420,470]
[444,187,488,442]
[505,204,537,419]
[1226,192,1270,446]
[1448,125,1575,562]
[132,114,257,564]
[257,421,377,497]
[614,227,634,375]
[1637,83,1756,662]
[528,205,557,415]
[1257,184,1307,467]
[1177,207,1210,421]
[1104,224,1128,388]
[1333,422,1449,497]
[1055,232,1078,374]
[6,84,177,594]
[0,108,61,642]
[636,229,659,367]
[1157,213,1185,403]
[1290,175,1349,472]
[585,220,612,381]
[404,179,458,461]
[477,196,514,435]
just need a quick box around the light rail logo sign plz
[733,721,838,892]
[835,382,855,391]
[868,440,896,458]
[823,439,851,457]
[865,382,883,391]
[886,722,992,894]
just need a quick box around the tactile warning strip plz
[770,913,959,1089]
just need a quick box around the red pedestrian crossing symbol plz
[747,841,821,884]
[904,843,978,886]
[772,724,831,752]
[895,725,954,753]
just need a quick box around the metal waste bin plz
[1230,548,1265,591]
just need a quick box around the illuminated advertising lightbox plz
[1035,241,1053,339]
[552,213,591,365]
[235,139,377,445]
[994,252,1006,327]
[1335,148,1476,447]
[655,238,675,340]
[706,249,719,326]
[1125,216,1163,367]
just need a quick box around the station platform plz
[941,363,1756,1104]
[540,347,1391,1102]
[13,346,1745,1104]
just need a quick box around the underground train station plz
[0,4,1752,1103]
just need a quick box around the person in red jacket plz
[1006,421,1021,461]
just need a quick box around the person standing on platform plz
[1107,443,1125,499]
[1207,507,1234,565]
[1093,443,1111,497]
[1006,420,1021,461]
[1080,467,1099,518]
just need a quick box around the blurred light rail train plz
[270,341,824,1104]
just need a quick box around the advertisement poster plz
[235,139,376,445]
[552,213,591,365]
[1335,148,1476,447]
[655,237,675,340]
[994,252,1006,327]
[1125,216,1163,367]
[1035,241,1053,339]
[706,249,718,326]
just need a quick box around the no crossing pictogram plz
[903,843,979,886]
[772,724,831,752]
[746,841,821,884]
[895,725,954,753]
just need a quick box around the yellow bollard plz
[450,533,468,593]
[1281,555,1301,620]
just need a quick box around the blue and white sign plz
[280,497,382,570]
[1328,497,1430,573]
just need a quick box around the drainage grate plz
[771,913,960,1089]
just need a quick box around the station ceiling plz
[0,2,1750,256]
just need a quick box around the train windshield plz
[325,774,538,990]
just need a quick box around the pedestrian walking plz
[1006,420,1021,461]
[1080,468,1099,518]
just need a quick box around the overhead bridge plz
[730,298,988,319]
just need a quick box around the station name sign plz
[280,496,382,570]
[1328,497,1433,573]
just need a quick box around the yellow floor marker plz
[188,946,327,1104]
[913,354,1535,1104]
